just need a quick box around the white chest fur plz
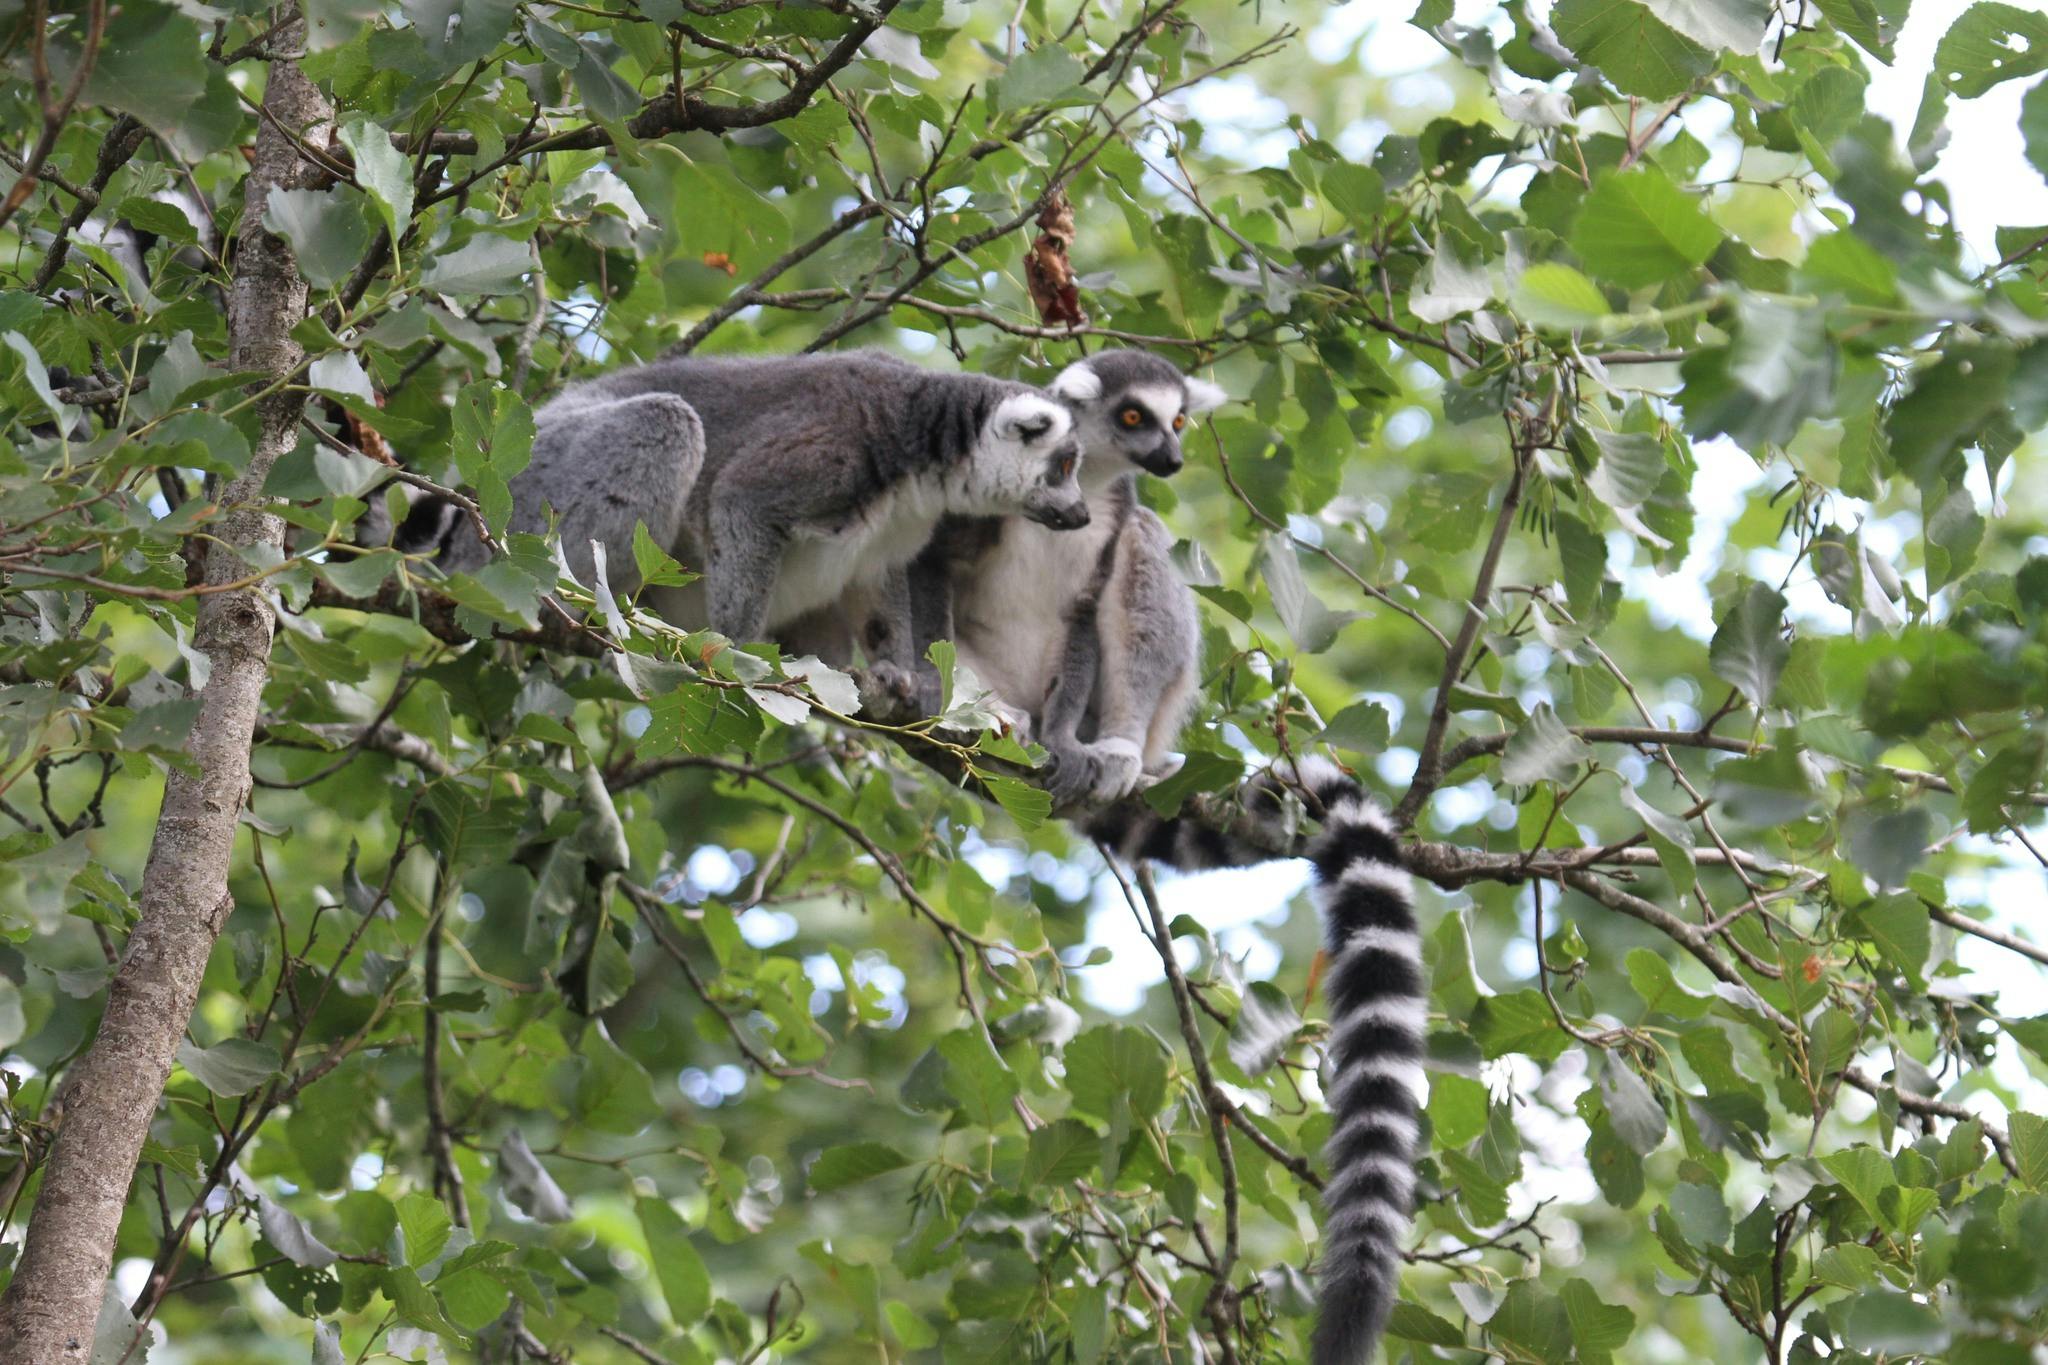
[768,474,948,628]
[953,491,1120,709]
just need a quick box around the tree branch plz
[0,26,332,1361]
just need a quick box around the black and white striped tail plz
[1088,757,1421,1365]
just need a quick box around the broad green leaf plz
[1065,1025,1169,1122]
[337,120,413,254]
[1498,703,1593,786]
[636,1196,712,1326]
[1513,262,1610,328]
[1855,891,1931,983]
[1552,0,1713,99]
[1571,168,1723,288]
[176,1038,280,1097]
[1934,2,2048,96]
[1637,0,1770,51]
[1843,1293,1951,1355]
[1597,1059,1668,1155]
[396,1191,453,1268]
[2009,1111,2048,1189]
[809,1142,915,1193]
[935,1029,1019,1128]
[996,43,1090,111]
[1708,582,1788,711]
[420,233,534,296]
[1022,1119,1099,1187]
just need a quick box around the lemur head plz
[1048,350,1228,482]
[979,391,1090,531]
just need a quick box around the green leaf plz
[635,1196,712,1326]
[935,1029,1019,1129]
[337,120,413,255]
[1386,1302,1465,1346]
[1022,1118,1098,1187]
[1822,1145,1895,1223]
[983,774,1052,830]
[1498,703,1593,786]
[809,1142,914,1193]
[1856,891,1931,983]
[2009,1111,2048,1189]
[1065,1025,1169,1122]
[1709,582,1788,711]
[1552,0,1713,99]
[1320,163,1386,228]
[1402,471,1496,553]
[1814,0,1906,61]
[2025,75,2048,178]
[575,1028,660,1135]
[1318,701,1391,755]
[1625,948,1710,1019]
[1560,1276,1636,1357]
[402,0,518,67]
[1513,262,1610,328]
[1471,989,1570,1061]
[176,1038,280,1097]
[1843,1293,1951,1355]
[395,1192,452,1268]
[1597,1059,1668,1155]
[996,43,1090,112]
[1618,787,1696,887]
[1668,1180,1729,1247]
[1427,1074,1489,1148]
[420,233,534,296]
[657,150,790,275]
[1934,2,2048,96]
[1637,0,1770,50]
[1571,168,1723,288]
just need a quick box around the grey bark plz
[0,31,332,1363]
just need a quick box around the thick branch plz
[0,29,332,1363]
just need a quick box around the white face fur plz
[968,392,1089,527]
[1050,362,1228,483]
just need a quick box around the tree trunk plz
[0,30,331,1362]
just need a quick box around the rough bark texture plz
[0,34,331,1363]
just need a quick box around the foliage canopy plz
[2,0,2048,1361]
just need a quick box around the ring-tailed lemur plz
[1091,757,1422,1365]
[401,352,1089,695]
[916,349,1224,805]
[402,385,707,589]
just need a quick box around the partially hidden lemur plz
[1092,758,1422,1365]
[403,350,1089,696]
[914,349,1224,806]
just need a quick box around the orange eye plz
[1172,413,1187,432]
[1120,408,1143,428]
[1059,455,1076,480]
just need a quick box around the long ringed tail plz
[1088,756,1421,1365]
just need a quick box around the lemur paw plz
[1084,740,1145,802]
[856,663,922,723]
[1043,744,1099,809]
[1139,751,1186,785]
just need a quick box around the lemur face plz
[982,392,1090,530]
[1049,351,1228,482]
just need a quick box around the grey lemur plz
[401,351,1090,697]
[914,349,1224,805]
[1090,758,1422,1365]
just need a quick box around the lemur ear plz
[1182,376,1228,414]
[1049,362,1104,405]
[994,393,1062,442]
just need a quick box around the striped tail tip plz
[1307,783,1423,1365]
